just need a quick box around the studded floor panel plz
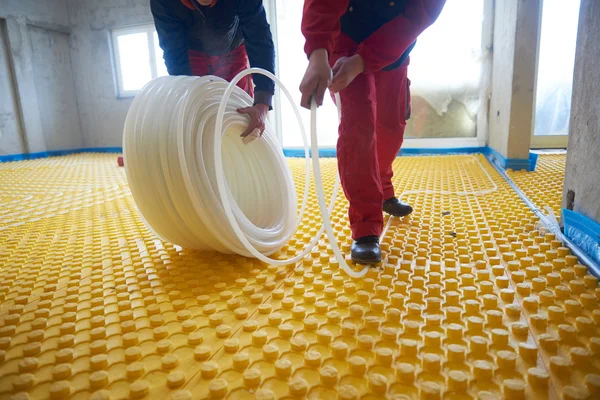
[507,153,567,218]
[0,153,599,400]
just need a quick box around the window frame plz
[111,24,162,98]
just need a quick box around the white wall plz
[67,0,154,148]
[0,0,83,154]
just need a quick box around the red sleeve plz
[301,0,349,58]
[357,0,447,73]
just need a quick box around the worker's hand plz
[237,103,269,143]
[299,49,332,109]
[329,54,365,93]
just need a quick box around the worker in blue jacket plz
[150,0,275,139]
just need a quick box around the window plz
[403,0,485,141]
[112,24,168,97]
[532,0,581,148]
[274,0,489,148]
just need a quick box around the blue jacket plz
[341,0,415,70]
[150,0,275,100]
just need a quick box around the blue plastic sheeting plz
[0,148,123,162]
[282,148,336,158]
[562,208,600,266]
[0,146,537,172]
[281,147,487,158]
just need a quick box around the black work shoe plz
[383,197,413,217]
[351,235,381,264]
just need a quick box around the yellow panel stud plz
[129,380,150,399]
[420,381,441,400]
[90,390,111,400]
[170,391,192,400]
[349,356,367,376]
[243,368,261,389]
[18,358,39,374]
[208,379,228,399]
[503,379,526,400]
[90,371,110,390]
[337,384,359,400]
[194,346,211,361]
[289,378,309,397]
[12,374,35,392]
[275,359,293,379]
[304,350,322,367]
[562,386,589,400]
[126,363,145,381]
[332,341,349,359]
[369,373,388,394]
[320,366,339,386]
[232,352,250,370]
[49,381,71,400]
[585,374,600,394]
[255,389,276,400]
[447,370,469,392]
[167,371,186,389]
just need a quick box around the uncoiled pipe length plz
[124,68,497,278]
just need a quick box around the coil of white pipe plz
[125,75,294,254]
[123,69,370,277]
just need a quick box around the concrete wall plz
[0,0,71,28]
[67,0,154,148]
[488,0,540,159]
[29,26,82,150]
[0,0,83,154]
[562,0,600,222]
[0,0,152,153]
[0,21,25,155]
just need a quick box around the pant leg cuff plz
[383,188,396,201]
[352,221,383,240]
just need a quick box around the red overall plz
[188,44,254,96]
[332,34,410,239]
[301,0,445,239]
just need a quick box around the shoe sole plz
[383,208,413,217]
[351,257,382,264]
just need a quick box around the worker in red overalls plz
[300,0,446,263]
[151,0,275,140]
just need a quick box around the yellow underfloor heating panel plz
[0,153,599,400]
[507,153,567,217]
